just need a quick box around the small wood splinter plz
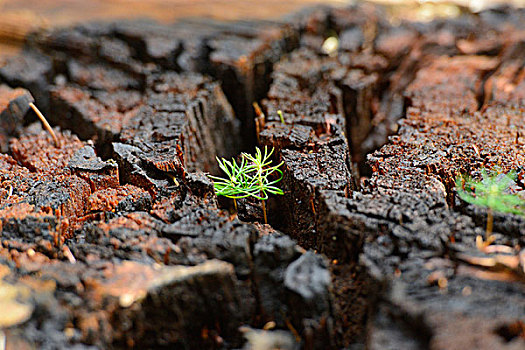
[29,102,60,148]
[6,186,13,201]
[63,245,76,264]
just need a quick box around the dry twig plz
[29,102,60,148]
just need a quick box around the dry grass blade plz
[252,102,265,144]
[29,102,60,148]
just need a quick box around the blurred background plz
[1,0,524,59]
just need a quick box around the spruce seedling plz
[208,146,284,224]
[456,168,525,248]
[208,155,252,212]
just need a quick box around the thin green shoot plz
[208,146,284,223]
[456,168,525,247]
[277,110,285,124]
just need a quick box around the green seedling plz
[277,110,285,124]
[208,146,284,224]
[456,168,525,248]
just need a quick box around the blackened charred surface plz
[142,72,240,172]
[119,105,185,174]
[255,38,390,347]
[316,190,363,263]
[236,196,266,223]
[459,201,525,245]
[72,206,335,348]
[49,84,143,158]
[252,234,301,323]
[253,22,417,342]
[112,20,184,70]
[349,45,525,349]
[30,23,149,82]
[273,142,353,249]
[173,209,257,278]
[1,65,336,350]
[207,25,299,148]
[254,5,525,349]
[31,25,101,58]
[109,261,250,349]
[259,46,365,248]
[51,71,240,186]
[404,55,499,114]
[66,59,145,92]
[69,145,117,172]
[259,122,317,150]
[50,68,241,175]
[330,262,370,346]
[0,127,336,349]
[1,129,157,241]
[0,85,34,152]
[1,3,525,350]
[251,233,337,348]
[27,15,307,152]
[0,50,54,115]
[194,16,303,149]
[483,36,525,108]
[283,251,335,348]
[374,27,419,68]
[111,142,173,198]
[259,32,407,180]
[9,128,85,173]
[339,69,379,170]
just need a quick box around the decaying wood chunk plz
[1,2,525,349]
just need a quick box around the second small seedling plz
[456,168,525,248]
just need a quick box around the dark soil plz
[0,3,524,350]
